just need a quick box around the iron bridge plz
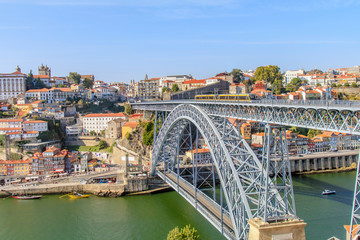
[131,100,360,240]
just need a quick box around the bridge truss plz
[151,104,296,239]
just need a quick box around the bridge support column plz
[248,218,306,240]
[348,149,360,239]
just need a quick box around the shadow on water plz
[293,173,355,206]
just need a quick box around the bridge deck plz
[158,170,235,239]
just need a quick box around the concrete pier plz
[287,150,358,173]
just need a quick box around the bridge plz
[132,99,360,240]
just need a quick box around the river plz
[0,171,355,240]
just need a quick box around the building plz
[30,146,68,175]
[82,112,127,134]
[251,81,269,98]
[229,83,248,94]
[136,78,160,100]
[182,79,206,91]
[0,66,26,100]
[284,69,305,86]
[252,132,265,146]
[122,121,139,138]
[0,159,32,176]
[0,119,23,128]
[185,148,211,164]
[240,122,251,140]
[25,88,75,103]
[66,123,83,137]
[23,120,48,132]
[105,118,126,139]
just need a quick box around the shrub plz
[167,225,199,240]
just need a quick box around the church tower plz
[38,64,51,77]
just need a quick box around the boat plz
[59,192,90,199]
[322,189,336,195]
[12,195,42,200]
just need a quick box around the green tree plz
[308,129,323,138]
[254,65,282,84]
[69,72,81,84]
[331,83,337,88]
[345,82,350,87]
[172,84,180,92]
[143,121,154,146]
[124,103,134,115]
[306,69,323,75]
[351,82,358,88]
[316,83,322,87]
[167,225,199,240]
[230,68,244,83]
[285,77,303,92]
[162,87,169,93]
[26,70,34,90]
[99,140,108,149]
[90,130,96,136]
[337,83,343,88]
[273,79,285,95]
[290,126,308,136]
[83,78,94,89]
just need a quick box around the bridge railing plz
[133,99,360,109]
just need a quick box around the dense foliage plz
[83,78,94,89]
[69,72,81,84]
[142,121,154,146]
[286,77,303,92]
[172,84,180,92]
[230,68,244,83]
[167,225,199,240]
[99,140,108,149]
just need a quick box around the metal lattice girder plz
[258,125,296,222]
[151,104,287,240]
[132,100,360,135]
[349,151,360,240]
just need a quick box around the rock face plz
[120,125,152,159]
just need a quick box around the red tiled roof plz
[0,119,23,122]
[24,120,46,124]
[33,75,50,78]
[84,112,126,118]
[123,121,139,128]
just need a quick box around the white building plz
[284,69,305,86]
[0,67,26,100]
[0,119,23,129]
[25,88,75,103]
[23,120,48,132]
[66,123,83,137]
[82,112,127,133]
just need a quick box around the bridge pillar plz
[248,218,306,240]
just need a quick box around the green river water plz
[0,172,355,240]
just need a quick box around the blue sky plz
[0,0,359,83]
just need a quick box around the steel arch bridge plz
[132,99,360,240]
[150,104,295,240]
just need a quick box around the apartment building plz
[83,112,127,134]
[30,146,68,175]
[284,69,305,86]
[23,120,48,132]
[136,78,160,100]
[0,66,26,100]
[0,159,32,176]
[25,88,75,102]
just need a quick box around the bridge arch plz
[152,104,267,239]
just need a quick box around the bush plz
[351,82,358,88]
[167,225,199,240]
[99,140,108,149]
[125,132,131,139]
[142,121,154,146]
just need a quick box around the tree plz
[351,82,358,88]
[172,84,180,92]
[273,79,285,95]
[90,130,96,136]
[162,87,169,93]
[230,68,244,83]
[143,121,154,146]
[306,69,323,75]
[345,82,350,87]
[337,83,343,88]
[26,70,34,90]
[167,225,199,240]
[316,83,321,87]
[331,83,337,88]
[254,65,282,84]
[308,129,323,138]
[83,78,94,89]
[124,103,134,115]
[69,72,81,84]
[285,77,303,92]
[99,140,108,149]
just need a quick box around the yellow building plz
[122,121,139,139]
[0,159,32,176]
[15,103,32,113]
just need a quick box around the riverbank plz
[0,176,149,198]
[294,164,357,175]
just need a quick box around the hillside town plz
[1,64,360,184]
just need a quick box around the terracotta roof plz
[183,79,206,84]
[26,88,50,93]
[253,132,265,136]
[0,128,21,131]
[84,112,126,118]
[24,131,39,134]
[123,121,139,128]
[5,132,22,135]
[0,119,23,122]
[24,120,46,124]
[33,75,50,78]
[187,148,210,154]
[0,159,31,164]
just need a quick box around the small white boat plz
[322,189,336,195]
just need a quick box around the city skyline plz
[1,0,359,83]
